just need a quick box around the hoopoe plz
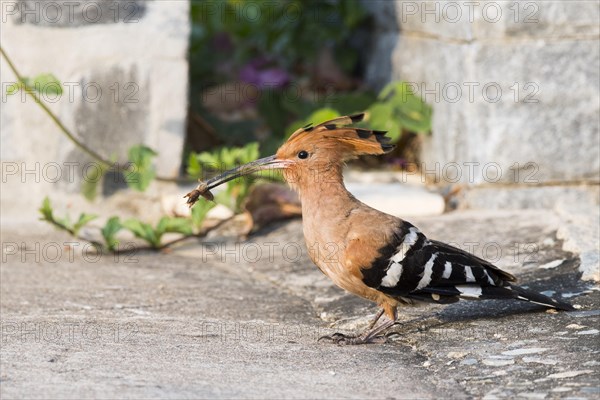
[185,113,574,345]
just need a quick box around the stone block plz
[9,0,148,27]
[391,35,600,184]
[461,185,600,210]
[472,0,600,40]
[0,0,190,214]
[394,1,599,41]
[346,182,445,217]
[394,0,473,41]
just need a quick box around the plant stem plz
[1,46,116,168]
[0,45,191,183]
[96,216,235,255]
[42,217,105,249]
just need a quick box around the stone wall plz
[364,0,599,190]
[1,0,190,217]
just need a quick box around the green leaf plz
[187,152,202,179]
[7,74,63,96]
[306,108,340,125]
[38,197,54,221]
[239,142,259,164]
[367,102,402,142]
[122,218,159,247]
[197,152,217,164]
[38,197,82,237]
[101,217,122,251]
[125,145,157,192]
[160,217,193,236]
[191,142,261,177]
[378,81,399,101]
[285,108,340,138]
[121,218,147,237]
[377,81,433,134]
[30,74,63,96]
[215,189,233,210]
[220,147,236,168]
[38,197,77,235]
[155,217,169,238]
[191,201,216,230]
[188,143,264,214]
[397,105,432,133]
[73,213,98,235]
[81,163,108,201]
[393,89,433,132]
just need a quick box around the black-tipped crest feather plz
[287,113,394,155]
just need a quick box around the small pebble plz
[539,259,564,269]
[502,348,548,356]
[447,351,467,359]
[545,370,593,380]
[523,357,558,365]
[583,361,600,366]
[580,387,600,394]
[566,324,586,330]
[517,393,547,399]
[551,387,573,393]
[562,291,590,298]
[576,329,599,335]
[571,308,599,316]
[482,358,514,367]
[542,238,555,247]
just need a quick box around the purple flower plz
[257,68,289,88]
[239,58,290,89]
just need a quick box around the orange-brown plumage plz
[185,112,574,345]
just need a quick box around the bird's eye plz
[297,150,309,159]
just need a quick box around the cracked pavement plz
[1,209,599,399]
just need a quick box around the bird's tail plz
[508,284,575,311]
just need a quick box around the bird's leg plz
[367,308,385,330]
[319,309,397,345]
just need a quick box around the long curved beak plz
[184,155,287,206]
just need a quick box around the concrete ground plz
[1,209,599,399]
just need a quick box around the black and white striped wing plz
[366,224,573,310]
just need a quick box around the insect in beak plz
[184,155,289,207]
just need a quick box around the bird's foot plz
[318,331,388,345]
[318,318,397,345]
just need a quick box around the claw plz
[318,332,354,343]
[318,331,388,345]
